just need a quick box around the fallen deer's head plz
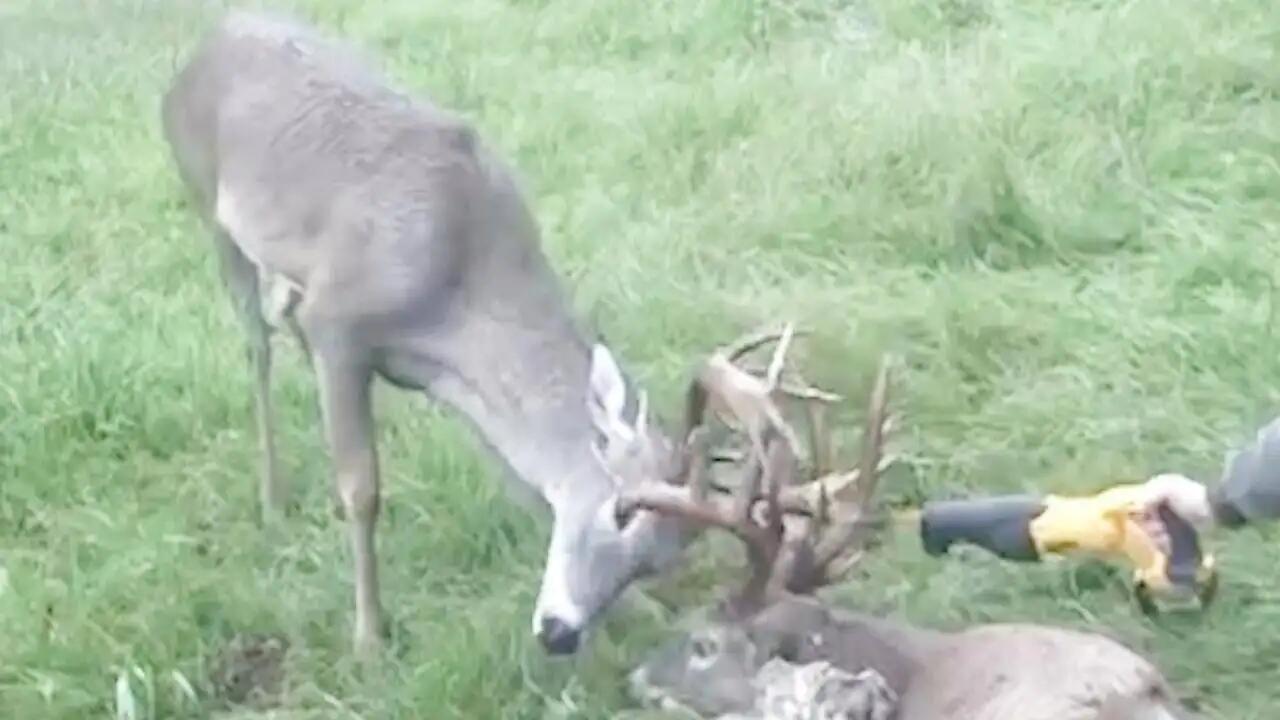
[615,326,898,718]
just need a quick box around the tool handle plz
[919,495,1046,562]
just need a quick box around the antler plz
[619,325,895,617]
[747,354,893,597]
[808,357,892,585]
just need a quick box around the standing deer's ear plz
[588,343,636,447]
[635,389,650,439]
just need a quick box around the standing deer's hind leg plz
[309,342,385,657]
[213,230,287,522]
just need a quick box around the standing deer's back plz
[163,11,560,334]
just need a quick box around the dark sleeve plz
[1210,416,1280,527]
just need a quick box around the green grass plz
[2,0,1279,717]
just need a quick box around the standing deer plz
[160,11,697,656]
[615,339,1200,719]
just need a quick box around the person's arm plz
[1208,416,1280,527]
[1141,415,1280,531]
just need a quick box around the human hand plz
[1133,473,1214,552]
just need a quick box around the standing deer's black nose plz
[538,616,581,655]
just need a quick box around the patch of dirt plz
[208,632,291,710]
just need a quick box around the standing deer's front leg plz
[211,230,288,523]
[311,344,385,657]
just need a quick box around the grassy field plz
[3,0,1279,717]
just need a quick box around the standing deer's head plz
[530,339,689,655]
[610,331,898,717]
[530,326,821,654]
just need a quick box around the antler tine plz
[635,328,895,614]
[771,453,898,515]
[763,323,794,389]
[730,445,765,527]
[617,488,780,584]
[617,433,790,617]
[684,427,713,502]
[722,323,812,364]
[681,376,710,446]
[811,355,893,578]
[678,323,805,444]
[806,399,832,479]
[734,436,795,614]
[734,333,845,482]
[689,328,808,477]
[737,365,844,405]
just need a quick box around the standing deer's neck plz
[403,258,622,510]
[426,323,598,495]
[395,152,639,510]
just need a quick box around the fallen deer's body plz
[629,595,1194,719]
[616,335,1196,720]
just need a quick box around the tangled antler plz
[618,325,895,617]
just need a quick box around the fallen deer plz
[618,339,1199,720]
[161,11,701,656]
